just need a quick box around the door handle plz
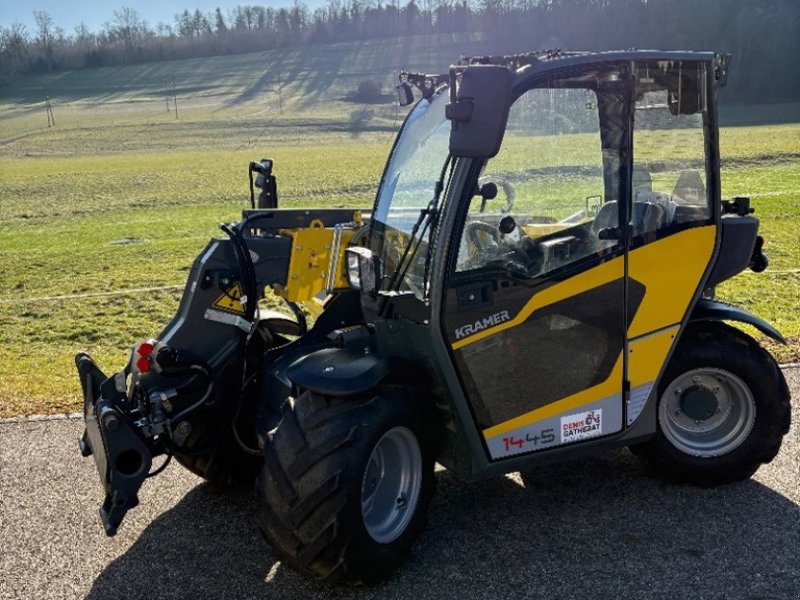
[456,282,493,310]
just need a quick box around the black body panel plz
[691,299,785,344]
[705,216,759,287]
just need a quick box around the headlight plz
[345,247,382,293]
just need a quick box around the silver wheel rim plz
[659,367,756,457]
[361,426,422,544]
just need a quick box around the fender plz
[286,347,393,396]
[691,299,786,344]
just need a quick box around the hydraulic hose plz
[220,223,258,324]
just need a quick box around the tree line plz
[1,0,798,103]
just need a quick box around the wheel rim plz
[361,426,422,544]
[659,367,756,457]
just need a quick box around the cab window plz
[633,60,710,229]
[455,68,623,278]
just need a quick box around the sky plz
[0,0,321,34]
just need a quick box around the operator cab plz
[454,61,711,281]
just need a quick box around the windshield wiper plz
[380,156,453,312]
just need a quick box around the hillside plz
[0,33,502,152]
[3,33,799,158]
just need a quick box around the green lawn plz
[0,45,798,416]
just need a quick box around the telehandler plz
[77,50,791,583]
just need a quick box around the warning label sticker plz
[212,282,245,315]
[560,409,603,444]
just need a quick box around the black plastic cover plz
[706,216,759,287]
[691,299,786,344]
[286,347,391,396]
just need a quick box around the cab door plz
[443,64,637,460]
[623,59,718,425]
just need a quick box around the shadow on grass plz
[85,449,800,600]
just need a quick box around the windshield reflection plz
[370,91,451,297]
[373,92,450,228]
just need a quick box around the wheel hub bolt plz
[396,495,407,510]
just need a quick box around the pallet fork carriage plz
[78,50,790,583]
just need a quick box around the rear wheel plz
[256,386,436,583]
[633,322,790,486]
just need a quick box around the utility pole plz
[172,78,179,120]
[277,72,282,114]
[44,92,55,127]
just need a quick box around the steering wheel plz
[465,221,501,251]
[464,221,540,275]
[478,176,516,214]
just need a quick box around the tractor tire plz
[631,321,790,486]
[256,386,436,583]
[175,433,262,487]
[173,375,267,488]
[174,321,293,487]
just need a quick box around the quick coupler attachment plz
[76,353,153,536]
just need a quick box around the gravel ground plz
[1,367,798,600]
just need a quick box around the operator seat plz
[592,199,667,241]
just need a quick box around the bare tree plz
[33,11,56,71]
[0,23,30,75]
[110,7,147,50]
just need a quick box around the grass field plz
[1,39,798,416]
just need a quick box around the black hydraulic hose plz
[169,365,215,423]
[220,223,258,324]
[284,299,308,336]
[248,166,256,209]
[146,447,173,477]
[235,211,274,235]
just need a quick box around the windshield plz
[370,91,451,296]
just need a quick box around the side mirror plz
[447,65,513,158]
[345,247,382,294]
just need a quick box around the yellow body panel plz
[453,225,715,350]
[626,226,716,338]
[272,215,362,303]
[521,223,581,238]
[475,225,716,442]
[628,325,680,389]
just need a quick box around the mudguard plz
[691,299,786,344]
[286,347,392,396]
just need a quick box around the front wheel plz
[632,322,790,486]
[256,386,436,583]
